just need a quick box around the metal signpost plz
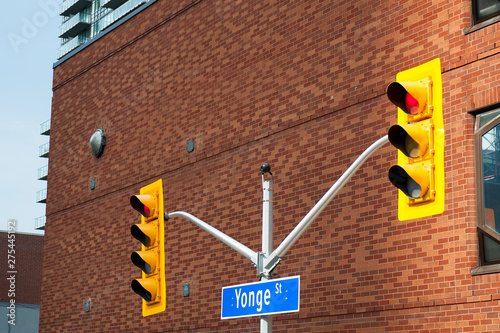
[166,135,389,333]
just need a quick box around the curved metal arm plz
[264,135,389,270]
[166,211,258,265]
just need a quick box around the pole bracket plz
[256,252,265,277]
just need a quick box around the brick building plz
[40,0,500,331]
[1,229,44,332]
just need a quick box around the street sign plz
[221,276,300,319]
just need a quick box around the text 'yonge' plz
[221,276,300,319]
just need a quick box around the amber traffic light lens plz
[131,224,155,247]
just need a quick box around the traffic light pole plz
[166,134,389,332]
[260,175,273,333]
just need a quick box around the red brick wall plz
[0,231,44,305]
[41,0,500,332]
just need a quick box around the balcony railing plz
[38,165,48,181]
[60,0,91,16]
[57,34,88,59]
[35,216,46,230]
[100,0,146,31]
[36,189,47,203]
[59,12,91,38]
[40,119,50,135]
[101,0,128,9]
[39,142,49,158]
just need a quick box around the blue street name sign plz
[221,275,300,319]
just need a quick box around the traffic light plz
[386,58,445,221]
[130,179,166,316]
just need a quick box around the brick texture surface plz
[41,0,500,332]
[0,232,44,305]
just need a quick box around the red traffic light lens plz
[387,81,427,116]
[405,93,419,115]
[130,195,153,218]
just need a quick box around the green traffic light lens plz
[131,280,153,302]
[388,165,422,199]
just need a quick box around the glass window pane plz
[482,123,500,234]
[476,0,500,20]
[483,233,500,262]
[478,109,500,129]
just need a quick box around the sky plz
[0,0,61,235]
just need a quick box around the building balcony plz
[57,34,88,59]
[59,12,91,39]
[38,165,48,181]
[39,142,49,158]
[40,119,50,136]
[35,216,46,230]
[100,0,146,31]
[60,0,91,16]
[36,189,47,204]
[101,0,128,9]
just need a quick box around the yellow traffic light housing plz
[386,58,445,221]
[130,179,166,317]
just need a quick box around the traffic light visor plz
[387,81,427,115]
[131,251,157,274]
[388,123,429,159]
[388,164,430,199]
[130,195,156,218]
[131,278,158,302]
[131,223,157,247]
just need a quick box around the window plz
[473,107,500,274]
[466,0,500,33]
[473,0,500,23]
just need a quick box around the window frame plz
[465,0,500,34]
[471,105,500,275]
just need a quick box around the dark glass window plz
[473,0,500,24]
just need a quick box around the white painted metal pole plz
[260,177,273,333]
[262,177,273,264]
[265,135,389,270]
